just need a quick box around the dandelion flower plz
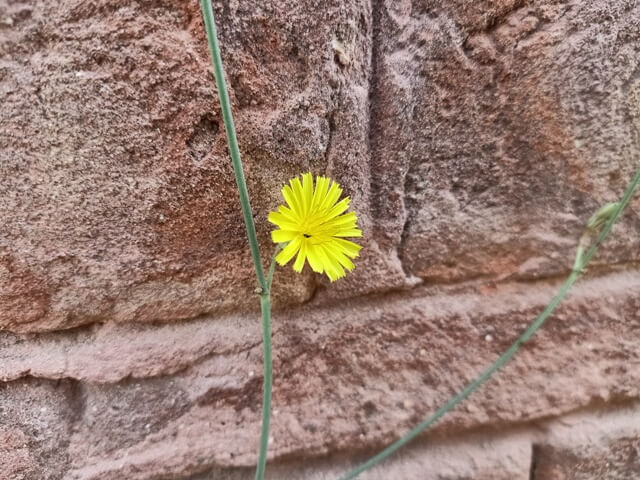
[268,173,362,281]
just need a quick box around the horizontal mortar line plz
[66,396,640,477]
[1,256,638,336]
[414,258,640,288]
[265,396,640,473]
[247,391,640,470]
[0,336,265,386]
[1,266,640,384]
[305,256,640,323]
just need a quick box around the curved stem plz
[267,244,283,293]
[580,168,640,267]
[339,166,640,480]
[338,271,580,480]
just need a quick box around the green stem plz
[339,167,640,480]
[256,293,273,480]
[255,245,282,480]
[199,0,266,290]
[199,2,273,479]
[339,271,580,480]
[267,245,283,293]
[581,168,640,267]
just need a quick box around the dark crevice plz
[398,166,416,279]
[301,274,322,307]
[366,0,383,227]
[364,0,418,283]
[324,108,338,172]
[196,375,262,412]
[529,444,540,480]
[66,377,87,427]
[473,0,532,35]
[187,113,220,162]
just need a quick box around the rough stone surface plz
[192,428,535,480]
[3,0,637,333]
[373,0,640,284]
[0,0,378,332]
[0,378,78,480]
[532,404,640,480]
[1,0,640,479]
[1,270,640,479]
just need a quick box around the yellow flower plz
[268,173,362,281]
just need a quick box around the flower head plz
[268,173,362,281]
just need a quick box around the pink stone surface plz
[1,0,639,478]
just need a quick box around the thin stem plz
[199,2,273,479]
[254,245,282,479]
[256,293,273,480]
[338,271,580,480]
[267,245,283,293]
[339,167,640,480]
[199,0,266,290]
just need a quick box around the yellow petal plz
[324,197,350,221]
[293,238,308,272]
[291,176,305,215]
[315,243,333,269]
[311,176,330,213]
[282,184,301,217]
[301,173,313,216]
[268,211,299,231]
[320,181,342,211]
[319,243,348,277]
[276,235,302,266]
[277,205,298,222]
[331,238,362,258]
[306,245,324,273]
[272,229,298,243]
[326,266,343,282]
[311,212,359,235]
[325,243,355,271]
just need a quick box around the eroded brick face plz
[1,0,639,478]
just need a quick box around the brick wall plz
[1,0,639,478]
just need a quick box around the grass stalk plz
[339,167,640,480]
